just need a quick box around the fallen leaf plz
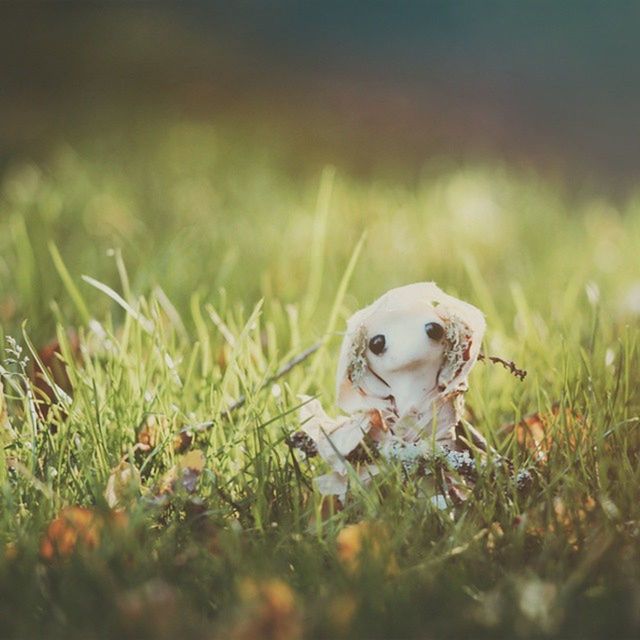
[180,449,205,472]
[173,429,193,453]
[180,468,200,494]
[158,450,206,495]
[232,578,301,640]
[104,459,141,509]
[136,414,191,456]
[29,332,80,422]
[336,521,398,575]
[135,414,168,452]
[501,404,583,461]
[337,522,370,570]
[40,507,101,559]
[515,494,598,552]
[40,506,127,560]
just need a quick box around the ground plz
[0,125,639,639]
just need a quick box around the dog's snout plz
[368,334,386,355]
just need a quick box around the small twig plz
[478,353,527,381]
[224,341,323,415]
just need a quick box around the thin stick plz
[224,341,323,415]
[478,353,527,381]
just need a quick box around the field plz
[0,125,639,639]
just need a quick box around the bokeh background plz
[2,1,640,344]
[3,1,640,184]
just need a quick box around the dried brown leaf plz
[136,414,169,452]
[29,332,80,421]
[40,506,127,560]
[336,521,398,575]
[501,404,584,461]
[231,579,301,640]
[158,450,206,496]
[104,459,141,509]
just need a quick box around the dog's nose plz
[425,322,445,341]
[368,334,386,355]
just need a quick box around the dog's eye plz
[368,334,386,355]
[425,322,445,341]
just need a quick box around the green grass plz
[0,124,639,639]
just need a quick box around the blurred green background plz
[2,1,640,343]
[3,1,640,182]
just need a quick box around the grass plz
[0,123,639,639]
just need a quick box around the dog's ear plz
[335,306,390,413]
[436,301,485,396]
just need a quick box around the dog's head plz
[336,282,485,414]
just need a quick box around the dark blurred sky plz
[2,1,640,186]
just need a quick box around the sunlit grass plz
[0,125,639,638]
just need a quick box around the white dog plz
[294,282,488,503]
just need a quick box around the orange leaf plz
[40,506,128,560]
[40,507,101,559]
[336,521,398,575]
[502,404,583,461]
[135,414,168,452]
[233,579,301,640]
